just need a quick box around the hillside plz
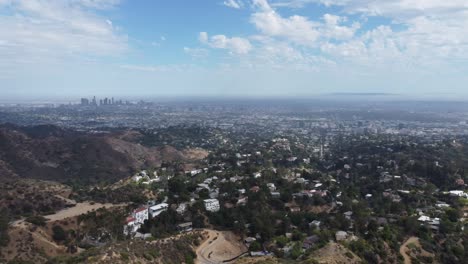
[0,124,208,185]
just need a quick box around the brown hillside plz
[0,125,207,185]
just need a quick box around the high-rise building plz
[80,98,89,106]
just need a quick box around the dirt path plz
[400,237,419,264]
[12,202,127,227]
[43,202,126,222]
[196,229,247,264]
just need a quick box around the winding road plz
[196,230,247,264]
[399,237,418,264]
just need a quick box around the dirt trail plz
[44,202,126,222]
[196,229,247,264]
[12,202,126,227]
[400,237,419,264]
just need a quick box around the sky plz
[1,0,468,99]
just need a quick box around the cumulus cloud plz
[251,5,320,46]
[251,0,359,47]
[0,0,127,70]
[242,0,468,73]
[199,32,252,54]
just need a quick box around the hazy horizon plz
[3,93,468,105]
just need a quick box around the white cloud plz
[199,32,209,43]
[250,0,359,47]
[251,1,320,46]
[71,0,121,9]
[0,0,127,70]
[199,32,252,54]
[244,0,468,73]
[322,14,360,40]
[223,0,244,9]
[184,47,209,59]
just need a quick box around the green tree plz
[52,225,67,242]
[249,241,262,251]
[290,242,303,259]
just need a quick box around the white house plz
[133,175,144,182]
[123,217,139,236]
[204,199,220,212]
[449,190,468,198]
[134,207,149,224]
[267,183,276,191]
[149,203,168,218]
[418,215,431,222]
[176,203,188,215]
[124,207,149,236]
[336,231,348,241]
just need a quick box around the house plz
[134,232,152,240]
[296,178,306,184]
[134,207,149,224]
[177,222,193,233]
[204,199,220,212]
[267,183,276,191]
[123,217,139,236]
[124,206,149,236]
[237,197,248,206]
[289,206,301,213]
[309,220,321,229]
[250,251,273,257]
[197,183,210,191]
[149,203,168,218]
[189,169,203,177]
[244,237,256,245]
[271,192,281,198]
[250,186,260,193]
[176,203,188,214]
[418,215,431,222]
[336,231,348,241]
[344,211,353,220]
[303,235,320,249]
[209,190,219,199]
[133,175,144,182]
[435,202,450,208]
[449,190,468,198]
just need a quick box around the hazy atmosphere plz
[2,1,468,264]
[2,0,468,99]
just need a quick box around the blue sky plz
[1,0,468,99]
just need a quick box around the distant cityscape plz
[80,96,129,106]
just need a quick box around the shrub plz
[120,252,129,260]
[52,225,67,242]
[25,216,47,226]
[249,241,262,251]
